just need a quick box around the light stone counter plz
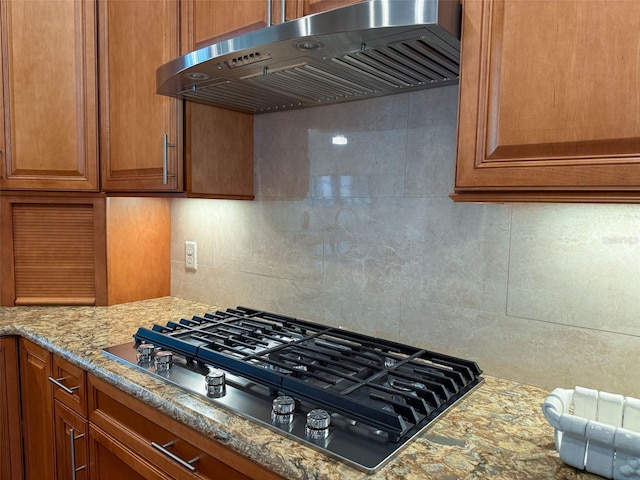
[0,297,600,480]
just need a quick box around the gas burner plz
[388,378,426,393]
[103,306,483,473]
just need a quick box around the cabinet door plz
[288,0,360,18]
[99,0,183,192]
[454,0,640,202]
[181,1,255,200]
[19,338,55,480]
[185,104,254,199]
[0,0,99,191]
[0,195,108,307]
[55,402,89,480]
[89,375,283,480]
[0,337,23,480]
[182,0,269,50]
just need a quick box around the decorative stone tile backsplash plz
[171,86,640,397]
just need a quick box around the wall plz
[171,86,640,397]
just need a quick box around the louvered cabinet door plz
[0,195,107,306]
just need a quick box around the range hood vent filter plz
[157,0,461,114]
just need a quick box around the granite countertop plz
[0,297,601,480]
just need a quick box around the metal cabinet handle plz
[151,441,199,472]
[267,0,286,25]
[267,0,272,26]
[48,376,79,395]
[163,134,176,185]
[69,428,86,480]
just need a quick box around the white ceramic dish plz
[542,386,640,479]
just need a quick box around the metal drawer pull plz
[162,134,176,185]
[151,441,198,471]
[48,376,79,395]
[69,428,86,480]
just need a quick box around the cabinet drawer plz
[88,375,283,480]
[54,402,89,480]
[89,423,172,480]
[51,355,87,416]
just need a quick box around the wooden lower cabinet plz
[89,424,172,479]
[20,338,56,480]
[20,338,90,480]
[15,338,284,479]
[0,337,23,480]
[88,375,284,480]
[55,402,89,480]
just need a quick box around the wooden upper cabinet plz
[453,0,640,203]
[181,0,255,200]
[182,0,269,50]
[289,0,361,18]
[99,0,183,192]
[182,0,364,50]
[0,0,99,191]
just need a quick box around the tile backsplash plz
[171,86,640,396]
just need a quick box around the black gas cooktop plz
[103,306,483,473]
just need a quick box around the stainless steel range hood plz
[156,0,461,114]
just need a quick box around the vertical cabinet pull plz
[267,0,285,25]
[163,134,176,185]
[69,428,86,480]
[48,376,79,395]
[151,441,199,471]
[267,0,272,26]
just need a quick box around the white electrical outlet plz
[185,241,197,271]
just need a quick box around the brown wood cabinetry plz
[55,403,90,480]
[89,424,173,480]
[288,0,361,18]
[185,104,254,199]
[99,0,183,193]
[0,195,170,306]
[0,0,99,191]
[182,0,360,49]
[9,339,285,478]
[181,0,256,200]
[19,338,56,480]
[453,0,640,203]
[88,374,284,479]
[182,0,269,49]
[0,337,22,480]
[20,338,90,479]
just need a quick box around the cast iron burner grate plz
[132,306,483,443]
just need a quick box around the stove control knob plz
[154,351,173,372]
[271,396,295,425]
[272,396,296,415]
[136,343,154,363]
[305,409,331,439]
[205,369,226,398]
